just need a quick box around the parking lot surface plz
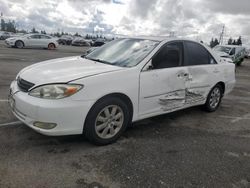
[0,41,250,188]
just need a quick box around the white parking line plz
[219,113,250,123]
[0,121,22,127]
[0,99,8,102]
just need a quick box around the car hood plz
[6,37,18,40]
[18,56,124,85]
[215,51,230,57]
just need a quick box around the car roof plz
[121,36,206,44]
[217,45,245,48]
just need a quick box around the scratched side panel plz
[139,67,188,117]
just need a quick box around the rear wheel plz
[15,40,24,48]
[48,43,56,50]
[204,84,223,112]
[237,59,244,66]
[84,97,130,145]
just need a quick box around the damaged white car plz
[9,37,235,145]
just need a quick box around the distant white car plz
[245,49,250,58]
[0,31,12,40]
[9,37,235,145]
[5,34,59,49]
[213,45,245,66]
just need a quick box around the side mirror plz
[143,60,154,71]
[148,64,154,70]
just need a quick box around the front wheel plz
[204,85,223,112]
[84,97,130,145]
[15,40,24,48]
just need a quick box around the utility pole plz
[219,25,225,45]
[0,12,3,31]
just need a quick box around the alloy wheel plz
[95,105,124,139]
[209,87,221,109]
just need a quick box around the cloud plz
[0,0,249,43]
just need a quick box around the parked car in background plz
[0,31,12,40]
[82,47,98,57]
[57,35,73,45]
[72,37,91,47]
[245,48,250,58]
[213,45,245,66]
[9,37,235,145]
[93,39,105,47]
[5,34,58,49]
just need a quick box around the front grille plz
[17,77,35,92]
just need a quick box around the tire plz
[204,84,223,112]
[15,40,24,48]
[237,59,243,66]
[84,97,130,145]
[48,43,56,50]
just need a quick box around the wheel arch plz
[86,92,134,124]
[216,81,225,94]
[48,42,56,48]
[15,40,25,47]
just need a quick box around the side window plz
[184,41,211,66]
[152,42,183,69]
[30,35,40,39]
[40,35,51,39]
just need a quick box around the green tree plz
[228,37,233,45]
[210,38,214,48]
[236,36,242,46]
[31,27,38,33]
[1,19,5,31]
[40,30,46,34]
[74,32,81,37]
[210,38,219,48]
[5,20,16,32]
[214,38,219,46]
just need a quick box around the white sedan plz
[5,34,58,49]
[9,37,235,145]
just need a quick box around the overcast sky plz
[0,0,250,44]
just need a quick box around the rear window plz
[184,41,211,66]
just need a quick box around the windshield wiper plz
[85,57,113,65]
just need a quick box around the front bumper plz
[5,40,15,47]
[9,80,94,136]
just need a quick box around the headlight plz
[29,84,83,99]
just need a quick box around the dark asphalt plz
[0,41,250,188]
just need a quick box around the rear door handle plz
[178,72,189,78]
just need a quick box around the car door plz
[139,41,189,118]
[26,34,41,47]
[40,35,51,48]
[183,41,221,105]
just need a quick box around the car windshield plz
[84,38,159,67]
[214,46,232,54]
